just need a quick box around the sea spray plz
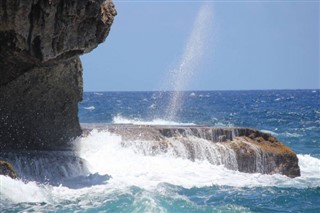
[166,4,213,120]
[0,152,89,183]
[76,129,320,189]
[0,128,319,212]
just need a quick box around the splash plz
[76,129,320,189]
[1,130,319,210]
[166,4,213,120]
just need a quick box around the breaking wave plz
[112,115,195,126]
[1,129,319,207]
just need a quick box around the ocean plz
[1,90,320,212]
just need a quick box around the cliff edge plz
[0,0,116,150]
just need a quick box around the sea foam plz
[1,129,319,206]
[112,115,195,126]
[76,129,320,189]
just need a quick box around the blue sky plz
[81,1,319,91]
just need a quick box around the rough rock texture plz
[0,57,83,150]
[0,160,17,179]
[0,0,116,150]
[229,132,300,178]
[82,124,301,178]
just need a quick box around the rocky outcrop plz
[229,133,300,178]
[0,0,116,150]
[0,160,17,179]
[82,124,301,178]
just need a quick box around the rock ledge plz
[82,124,301,178]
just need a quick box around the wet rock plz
[229,136,301,178]
[0,57,83,150]
[82,124,301,178]
[0,0,116,150]
[0,160,17,179]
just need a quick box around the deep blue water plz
[1,90,319,212]
[80,90,320,156]
[78,90,320,212]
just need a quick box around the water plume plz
[166,4,213,120]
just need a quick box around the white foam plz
[112,115,195,126]
[189,92,196,97]
[1,130,319,205]
[0,176,49,203]
[261,129,279,136]
[76,130,320,190]
[297,154,320,178]
[84,106,95,110]
[213,121,234,128]
[282,132,302,138]
[93,92,103,96]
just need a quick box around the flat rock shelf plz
[82,124,301,178]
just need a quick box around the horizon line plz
[83,88,319,92]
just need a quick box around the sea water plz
[1,90,320,212]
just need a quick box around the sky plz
[81,0,319,91]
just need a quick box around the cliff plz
[0,0,116,150]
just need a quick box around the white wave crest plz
[1,130,319,206]
[112,115,195,126]
[0,176,49,203]
[76,129,320,190]
[84,106,95,110]
[261,129,279,136]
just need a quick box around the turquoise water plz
[1,90,319,212]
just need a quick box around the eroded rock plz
[0,0,116,150]
[0,160,17,179]
[82,124,301,178]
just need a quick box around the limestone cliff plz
[0,0,116,150]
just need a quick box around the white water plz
[84,106,95,110]
[2,152,89,183]
[112,115,195,126]
[166,4,213,120]
[75,130,320,189]
[1,129,320,205]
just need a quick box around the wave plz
[281,132,303,138]
[93,92,103,96]
[260,129,279,136]
[261,130,303,138]
[76,129,320,189]
[1,129,319,205]
[0,176,50,203]
[112,115,195,126]
[84,106,95,110]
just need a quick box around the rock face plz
[0,0,116,150]
[0,160,17,179]
[82,124,301,178]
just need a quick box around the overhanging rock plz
[0,0,116,150]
